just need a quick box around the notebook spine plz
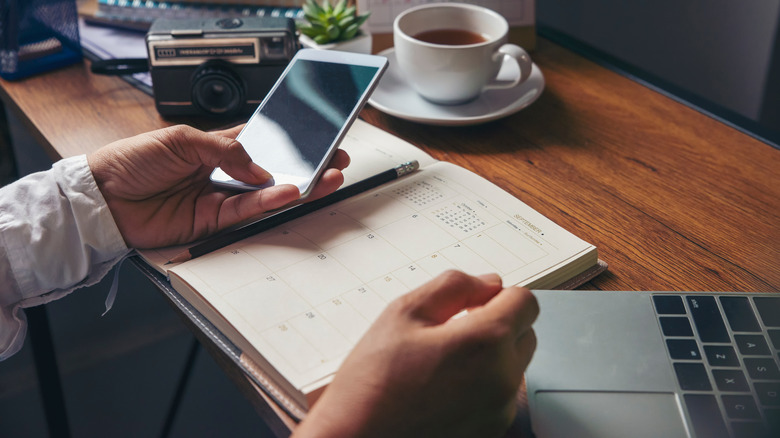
[129,256,307,421]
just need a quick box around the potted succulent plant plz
[297,0,372,54]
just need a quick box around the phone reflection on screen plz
[238,59,380,187]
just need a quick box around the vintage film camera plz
[145,17,297,117]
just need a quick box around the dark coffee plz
[412,29,488,45]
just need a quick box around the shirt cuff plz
[0,155,130,360]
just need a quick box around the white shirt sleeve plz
[0,155,130,360]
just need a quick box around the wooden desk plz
[2,37,778,435]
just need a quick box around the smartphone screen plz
[210,49,388,197]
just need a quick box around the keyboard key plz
[722,395,760,419]
[744,358,780,380]
[674,362,712,390]
[766,408,780,434]
[712,369,750,392]
[755,382,780,406]
[653,295,686,314]
[666,339,701,360]
[704,345,741,367]
[660,316,694,337]
[769,329,780,349]
[684,394,729,438]
[687,296,730,343]
[730,421,769,438]
[735,334,771,355]
[720,296,761,332]
[754,296,780,327]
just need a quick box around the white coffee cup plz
[393,2,533,105]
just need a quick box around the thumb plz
[404,271,503,324]
[211,138,272,186]
[209,123,245,139]
[469,285,539,337]
[171,126,271,186]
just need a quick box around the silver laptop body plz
[525,290,779,438]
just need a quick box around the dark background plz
[538,0,780,147]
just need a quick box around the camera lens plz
[191,61,244,115]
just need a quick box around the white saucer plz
[368,48,545,126]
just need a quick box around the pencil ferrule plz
[395,160,420,177]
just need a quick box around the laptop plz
[525,290,780,438]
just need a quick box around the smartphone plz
[210,48,388,197]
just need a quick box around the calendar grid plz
[147,121,599,394]
[178,167,560,381]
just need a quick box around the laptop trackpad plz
[533,391,689,438]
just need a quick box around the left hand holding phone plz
[88,123,349,249]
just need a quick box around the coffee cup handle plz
[485,44,533,90]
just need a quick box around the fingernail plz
[477,273,502,286]
[250,163,272,182]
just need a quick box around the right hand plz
[88,124,349,248]
[295,270,539,438]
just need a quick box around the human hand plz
[88,124,349,248]
[295,271,538,438]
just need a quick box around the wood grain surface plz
[361,39,779,293]
[1,37,776,293]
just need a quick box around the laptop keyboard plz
[653,294,780,438]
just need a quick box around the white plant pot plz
[298,30,373,54]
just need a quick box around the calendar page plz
[169,160,596,393]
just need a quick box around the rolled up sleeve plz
[0,155,129,360]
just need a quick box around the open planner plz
[138,120,606,419]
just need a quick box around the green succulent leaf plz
[338,15,356,28]
[354,13,370,27]
[298,24,321,38]
[326,24,340,40]
[303,12,321,23]
[298,0,369,44]
[313,34,330,45]
[342,24,359,40]
[333,0,347,17]
[304,0,323,16]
